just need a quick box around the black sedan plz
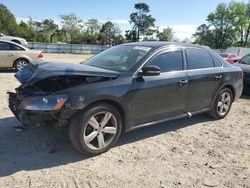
[8,42,243,155]
[235,54,250,93]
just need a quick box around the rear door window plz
[186,48,215,69]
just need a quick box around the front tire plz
[209,88,233,119]
[69,103,122,155]
[14,59,29,71]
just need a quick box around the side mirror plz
[142,65,160,76]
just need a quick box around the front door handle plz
[215,75,222,80]
[178,80,188,86]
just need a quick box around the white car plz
[0,33,28,46]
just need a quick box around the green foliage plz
[125,30,137,42]
[129,3,156,41]
[158,27,174,41]
[18,21,35,41]
[33,19,58,42]
[193,24,214,47]
[0,3,18,35]
[100,21,122,45]
[82,19,101,44]
[60,13,83,43]
[194,1,250,48]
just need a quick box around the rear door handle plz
[215,75,222,80]
[178,80,188,86]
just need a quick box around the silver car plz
[0,39,43,70]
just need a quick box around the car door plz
[0,41,14,67]
[127,49,188,126]
[185,48,223,112]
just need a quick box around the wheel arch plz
[79,99,127,132]
[223,85,235,101]
[12,57,31,68]
[211,84,236,109]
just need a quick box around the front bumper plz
[8,92,73,127]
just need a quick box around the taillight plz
[37,53,43,59]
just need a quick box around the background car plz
[219,53,241,64]
[0,32,28,46]
[9,42,243,155]
[0,39,44,71]
[235,54,250,93]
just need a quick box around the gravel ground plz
[0,53,249,188]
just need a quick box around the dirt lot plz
[0,53,249,188]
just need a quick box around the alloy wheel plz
[16,60,28,70]
[83,111,118,150]
[217,91,231,116]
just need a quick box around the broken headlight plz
[19,94,68,111]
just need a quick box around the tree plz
[230,2,247,46]
[125,30,137,42]
[158,27,174,41]
[33,19,58,42]
[243,2,250,46]
[129,3,155,41]
[206,3,236,49]
[0,4,18,35]
[60,13,83,43]
[193,1,250,48]
[100,21,121,45]
[83,18,101,44]
[193,24,214,47]
[18,21,37,41]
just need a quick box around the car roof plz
[121,41,210,50]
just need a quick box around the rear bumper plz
[243,79,250,92]
[234,78,244,101]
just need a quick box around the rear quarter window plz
[212,56,223,67]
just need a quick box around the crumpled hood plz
[15,62,120,87]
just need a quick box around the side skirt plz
[126,108,210,132]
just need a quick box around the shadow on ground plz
[0,69,16,73]
[0,113,213,177]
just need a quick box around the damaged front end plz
[8,62,119,127]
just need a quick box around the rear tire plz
[69,103,122,155]
[208,88,233,119]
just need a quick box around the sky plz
[1,0,248,40]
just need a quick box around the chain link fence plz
[27,42,110,54]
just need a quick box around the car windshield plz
[220,53,229,58]
[84,45,153,72]
[239,55,250,65]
